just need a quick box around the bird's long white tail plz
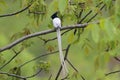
[56,28,68,77]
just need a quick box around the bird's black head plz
[51,12,58,19]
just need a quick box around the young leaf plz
[88,24,100,43]
[100,19,116,41]
[92,24,100,43]
[94,56,100,71]
[47,45,54,52]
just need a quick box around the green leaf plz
[58,0,68,14]
[88,24,100,43]
[104,20,116,41]
[67,31,75,44]
[100,19,116,41]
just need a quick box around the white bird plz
[51,12,68,78]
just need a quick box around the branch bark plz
[0,21,99,53]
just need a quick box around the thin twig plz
[55,65,62,80]
[66,59,85,80]
[0,48,23,70]
[48,74,52,80]
[64,44,71,60]
[0,71,26,80]
[18,49,66,68]
[87,4,106,23]
[0,69,42,80]
[114,57,120,62]
[79,11,92,23]
[78,9,83,19]
[74,2,104,36]
[105,70,120,76]
[25,69,42,79]
[0,0,34,17]
[0,21,99,53]
[66,59,78,72]
[78,1,103,23]
[80,75,86,80]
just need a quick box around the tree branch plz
[0,21,99,53]
[0,0,33,18]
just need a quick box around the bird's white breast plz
[53,18,61,28]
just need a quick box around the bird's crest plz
[51,12,58,19]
